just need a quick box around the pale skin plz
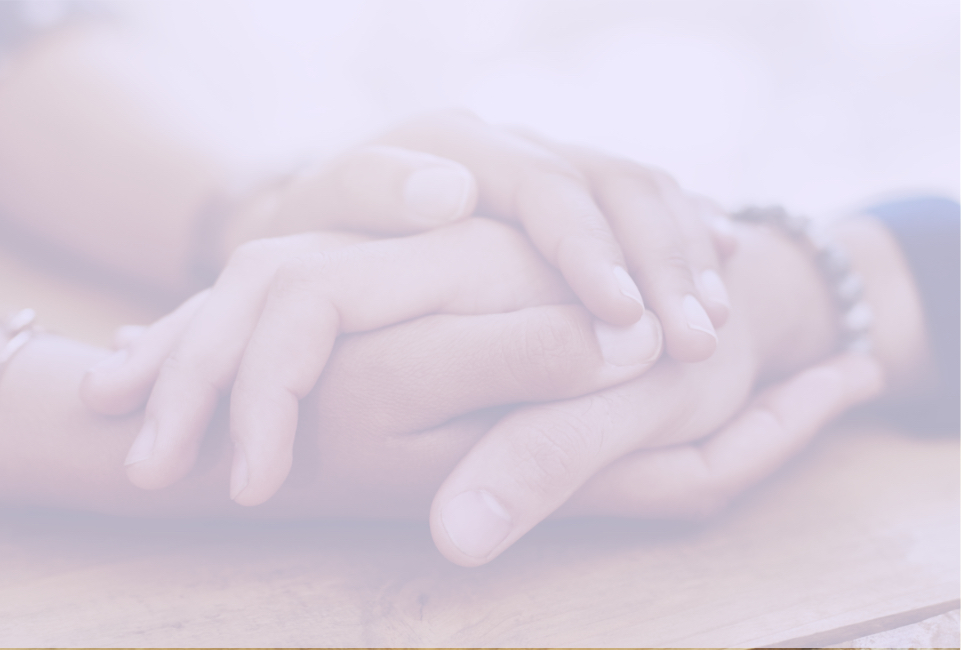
[0,20,935,566]
[1,25,737,517]
[0,24,730,340]
[82,219,664,507]
[18,213,924,567]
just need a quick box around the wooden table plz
[0,244,957,647]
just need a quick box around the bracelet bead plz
[732,206,873,354]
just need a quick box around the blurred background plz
[114,0,959,217]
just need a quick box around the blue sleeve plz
[866,197,960,432]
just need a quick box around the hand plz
[285,220,882,565]
[0,311,876,523]
[374,110,732,361]
[231,110,732,362]
[82,219,664,507]
[558,353,883,519]
[223,144,480,251]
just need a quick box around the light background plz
[118,0,959,218]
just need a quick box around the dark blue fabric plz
[0,2,31,54]
[866,197,960,431]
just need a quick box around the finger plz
[84,232,364,422]
[562,353,884,519]
[112,325,147,349]
[122,237,311,490]
[80,290,208,416]
[315,305,664,438]
[669,188,731,327]
[228,271,338,505]
[430,353,881,566]
[517,134,728,359]
[271,144,478,236]
[429,377,662,566]
[590,162,724,359]
[688,192,738,260]
[379,110,646,326]
[226,219,605,506]
[127,220,556,494]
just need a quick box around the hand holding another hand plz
[83,111,732,509]
[229,110,733,359]
[82,218,664,507]
[82,212,884,568]
[79,112,892,568]
[292,221,882,566]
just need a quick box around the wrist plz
[726,212,933,402]
[830,216,933,398]
[724,222,839,383]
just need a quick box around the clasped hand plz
[81,111,882,567]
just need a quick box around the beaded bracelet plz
[0,308,39,381]
[731,206,873,354]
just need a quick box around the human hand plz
[223,144,480,251]
[284,329,880,534]
[82,219,664,507]
[231,110,732,362]
[277,219,883,565]
[373,110,733,361]
[557,352,882,519]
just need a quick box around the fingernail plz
[682,294,716,340]
[698,269,730,310]
[594,311,662,366]
[125,418,157,466]
[230,445,249,501]
[88,348,129,375]
[403,166,473,223]
[612,265,644,308]
[441,490,512,559]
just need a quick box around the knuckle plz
[229,238,284,271]
[607,155,653,179]
[504,124,544,144]
[646,166,681,194]
[596,157,664,192]
[158,351,223,394]
[646,246,696,286]
[505,143,587,199]
[659,248,693,272]
[519,158,586,192]
[511,425,590,500]
[510,312,587,391]
[509,400,610,500]
[271,252,334,299]
[555,226,621,267]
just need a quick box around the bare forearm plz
[0,334,451,519]
[0,336,232,514]
[728,215,931,396]
[0,217,933,520]
[0,26,229,299]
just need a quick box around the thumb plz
[260,145,479,239]
[560,353,885,519]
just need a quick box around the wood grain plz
[0,422,956,647]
